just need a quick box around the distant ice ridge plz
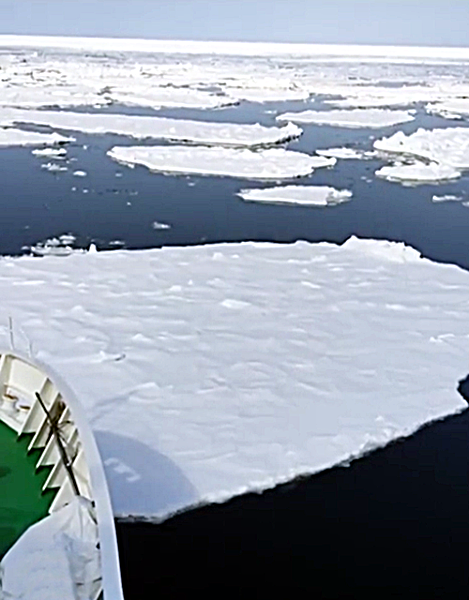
[0,127,72,147]
[374,127,469,184]
[277,109,415,128]
[107,146,335,179]
[0,108,302,148]
[1,238,468,519]
[238,185,352,206]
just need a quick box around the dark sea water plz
[2,100,469,598]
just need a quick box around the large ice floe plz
[238,185,352,206]
[0,108,301,148]
[1,238,469,519]
[0,127,72,147]
[374,127,469,184]
[107,146,334,179]
[277,109,415,128]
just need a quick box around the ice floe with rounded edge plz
[276,108,415,128]
[107,146,334,180]
[375,162,461,185]
[0,127,73,147]
[238,185,352,206]
[0,108,302,148]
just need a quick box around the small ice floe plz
[374,127,469,184]
[73,170,87,177]
[107,146,334,180]
[238,185,352,207]
[276,108,415,128]
[32,147,67,158]
[431,194,463,203]
[152,221,172,230]
[316,147,364,160]
[426,99,469,120]
[0,127,73,147]
[27,233,78,256]
[375,162,461,185]
[41,162,68,172]
[109,240,125,247]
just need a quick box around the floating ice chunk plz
[0,127,72,147]
[316,147,364,159]
[1,108,302,148]
[238,185,352,206]
[373,128,469,171]
[26,233,78,256]
[41,162,67,172]
[375,162,460,184]
[426,99,469,120]
[73,170,87,177]
[107,146,329,180]
[152,221,172,230]
[432,194,463,203]
[277,108,415,128]
[32,147,67,158]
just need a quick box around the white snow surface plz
[238,185,352,206]
[277,109,415,128]
[0,108,302,148]
[0,239,468,519]
[0,127,72,147]
[375,162,461,184]
[107,146,331,179]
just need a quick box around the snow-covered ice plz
[1,238,469,519]
[374,127,469,183]
[426,99,469,120]
[374,128,469,171]
[73,170,87,177]
[277,109,415,128]
[316,147,364,160]
[0,127,72,147]
[375,162,461,185]
[152,221,172,230]
[107,146,333,180]
[0,108,302,148]
[238,185,352,206]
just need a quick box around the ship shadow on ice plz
[94,430,198,518]
[116,405,469,599]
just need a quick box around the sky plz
[1,0,469,47]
